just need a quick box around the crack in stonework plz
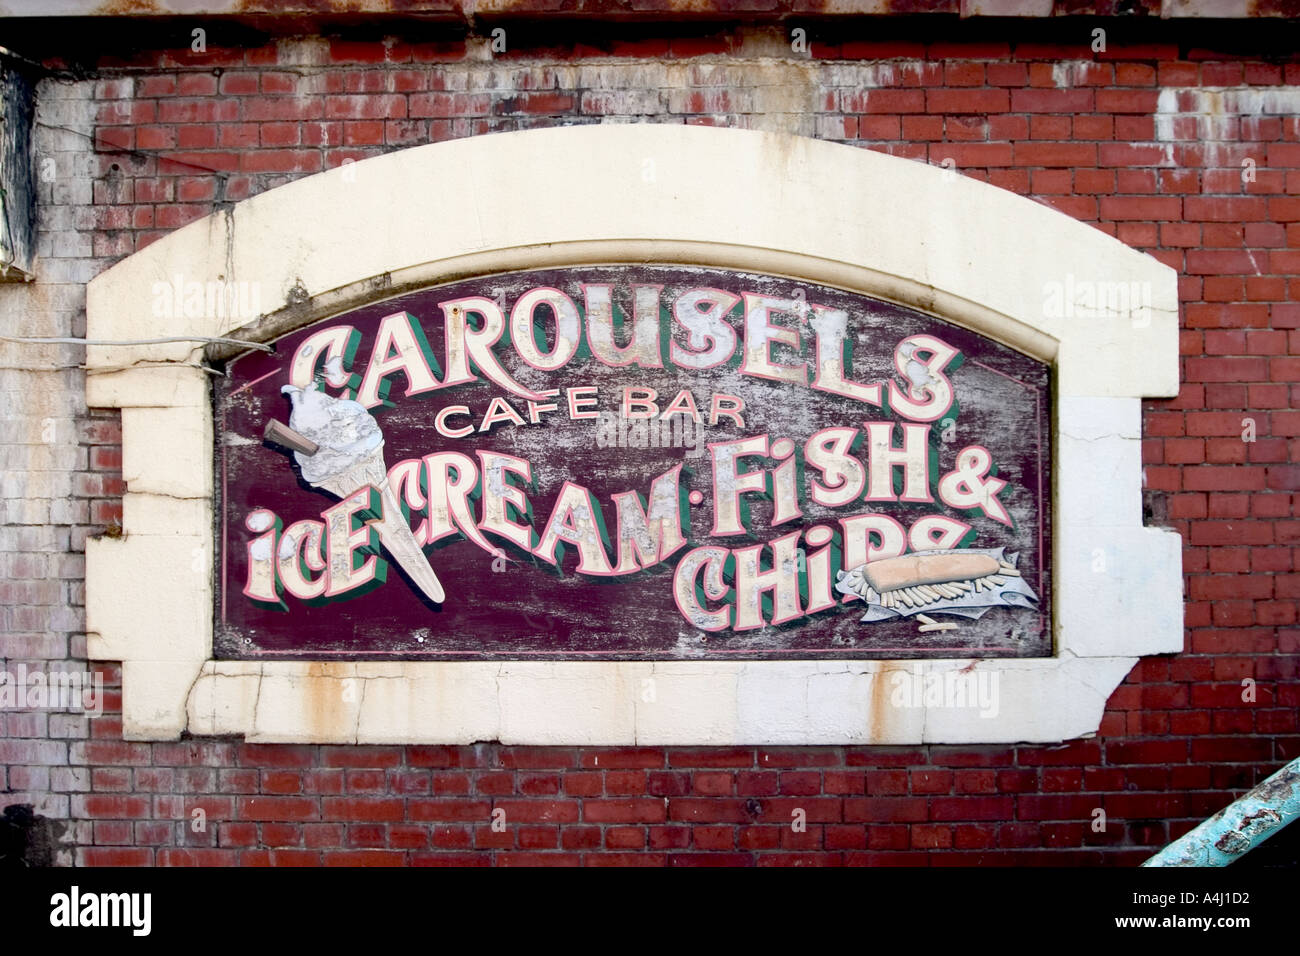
[181,663,209,737]
[1070,659,1134,700]
[1060,431,1137,443]
[494,665,505,742]
[251,666,264,738]
[634,663,653,747]
[920,667,930,744]
[353,677,364,745]
[121,492,209,502]
[1059,658,1136,739]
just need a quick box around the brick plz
[583,798,666,824]
[668,798,755,824]
[157,98,238,123]
[736,771,780,796]
[1186,197,1269,223]
[845,748,928,768]
[409,852,489,867]
[473,772,514,796]
[408,800,491,823]
[517,772,560,796]
[1106,740,1189,765]
[79,848,153,866]
[601,771,645,795]
[647,771,691,796]
[236,797,318,822]
[987,62,1028,86]
[996,770,1038,793]
[736,827,779,854]
[498,748,578,770]
[911,770,953,794]
[583,748,665,769]
[692,771,733,796]
[778,771,822,796]
[1096,89,1160,113]
[404,746,460,769]
[756,748,841,768]
[495,852,583,867]
[1014,142,1098,167]
[517,825,558,850]
[1191,737,1272,763]
[843,798,926,823]
[939,143,1013,167]
[322,798,403,822]
[902,115,943,140]
[237,744,315,768]
[930,797,1015,821]
[858,90,925,113]
[823,771,866,795]
[857,115,900,139]
[562,826,602,850]
[491,800,579,824]
[1010,89,1094,112]
[666,748,752,769]
[563,772,602,797]
[637,825,687,853]
[1,739,69,765]
[157,847,240,866]
[954,770,998,794]
[239,150,322,174]
[79,794,151,819]
[1099,196,1183,221]
[926,89,1009,114]
[911,824,953,849]
[93,820,133,845]
[323,850,405,866]
[408,93,491,119]
[320,746,401,769]
[1018,740,1102,766]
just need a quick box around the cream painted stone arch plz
[84,123,1183,745]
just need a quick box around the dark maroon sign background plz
[216,265,1051,660]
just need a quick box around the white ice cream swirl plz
[281,384,383,485]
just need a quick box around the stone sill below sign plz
[179,658,1144,746]
[83,124,1184,745]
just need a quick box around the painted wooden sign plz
[216,266,1051,660]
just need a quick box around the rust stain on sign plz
[216,265,1051,660]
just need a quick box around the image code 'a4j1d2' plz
[217,264,1051,660]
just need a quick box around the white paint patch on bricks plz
[1155,86,1300,142]
[1152,86,1300,172]
[1049,61,1097,89]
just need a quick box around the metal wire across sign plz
[217,265,1050,660]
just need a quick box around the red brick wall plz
[8,23,1299,865]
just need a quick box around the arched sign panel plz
[86,125,1180,743]
[218,265,1051,661]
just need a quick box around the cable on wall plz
[0,333,273,351]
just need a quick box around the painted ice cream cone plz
[273,384,445,604]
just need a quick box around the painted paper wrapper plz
[835,547,1039,623]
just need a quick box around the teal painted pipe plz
[1143,756,1300,867]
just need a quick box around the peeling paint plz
[1145,757,1300,866]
